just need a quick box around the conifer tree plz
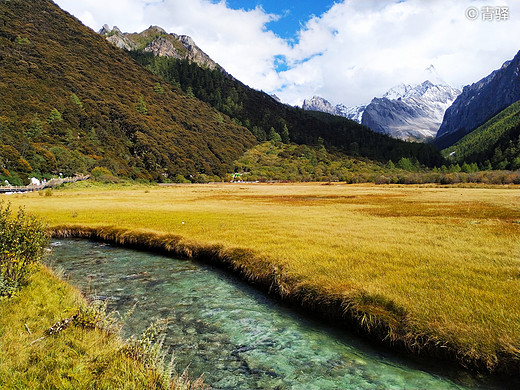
[268,127,281,142]
[136,96,148,115]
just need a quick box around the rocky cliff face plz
[99,25,221,71]
[302,96,338,115]
[361,81,460,141]
[98,25,136,50]
[435,51,520,148]
[302,79,459,141]
[302,96,366,122]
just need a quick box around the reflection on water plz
[48,239,510,390]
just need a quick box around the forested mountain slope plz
[128,52,444,167]
[0,0,255,183]
[443,101,520,170]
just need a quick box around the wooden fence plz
[0,175,89,194]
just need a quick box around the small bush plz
[0,202,48,297]
[2,174,24,187]
[172,174,190,184]
[91,167,119,183]
[122,319,168,365]
[47,108,62,124]
[121,319,206,388]
[75,299,120,332]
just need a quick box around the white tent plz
[30,177,41,186]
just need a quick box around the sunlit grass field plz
[7,182,520,371]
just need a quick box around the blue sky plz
[213,0,338,72]
[223,0,337,41]
[224,0,337,73]
[55,0,520,107]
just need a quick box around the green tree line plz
[443,101,520,170]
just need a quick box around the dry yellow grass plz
[6,182,520,372]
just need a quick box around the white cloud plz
[55,0,289,92]
[55,0,520,107]
[57,0,147,31]
[277,0,520,106]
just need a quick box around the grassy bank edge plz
[0,263,204,389]
[50,224,520,377]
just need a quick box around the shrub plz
[136,95,148,115]
[47,108,62,124]
[396,157,414,171]
[0,202,48,297]
[153,82,164,94]
[91,167,119,183]
[70,93,83,108]
[268,127,282,143]
[172,174,190,183]
[1,174,24,186]
[75,299,120,332]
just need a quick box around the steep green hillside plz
[0,0,255,183]
[443,100,520,170]
[128,52,444,167]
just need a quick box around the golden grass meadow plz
[6,182,520,373]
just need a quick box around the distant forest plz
[443,101,520,170]
[129,52,445,168]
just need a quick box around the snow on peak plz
[382,83,414,100]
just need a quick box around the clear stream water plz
[48,239,513,390]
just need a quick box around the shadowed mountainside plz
[435,51,520,149]
[443,100,520,170]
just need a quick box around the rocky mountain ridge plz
[99,25,222,71]
[302,96,366,122]
[303,78,460,141]
[435,50,520,148]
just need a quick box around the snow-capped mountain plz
[302,76,460,141]
[382,83,416,100]
[361,81,461,141]
[302,96,338,115]
[302,64,460,141]
[302,96,366,123]
[336,104,366,123]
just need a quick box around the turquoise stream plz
[48,239,511,390]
